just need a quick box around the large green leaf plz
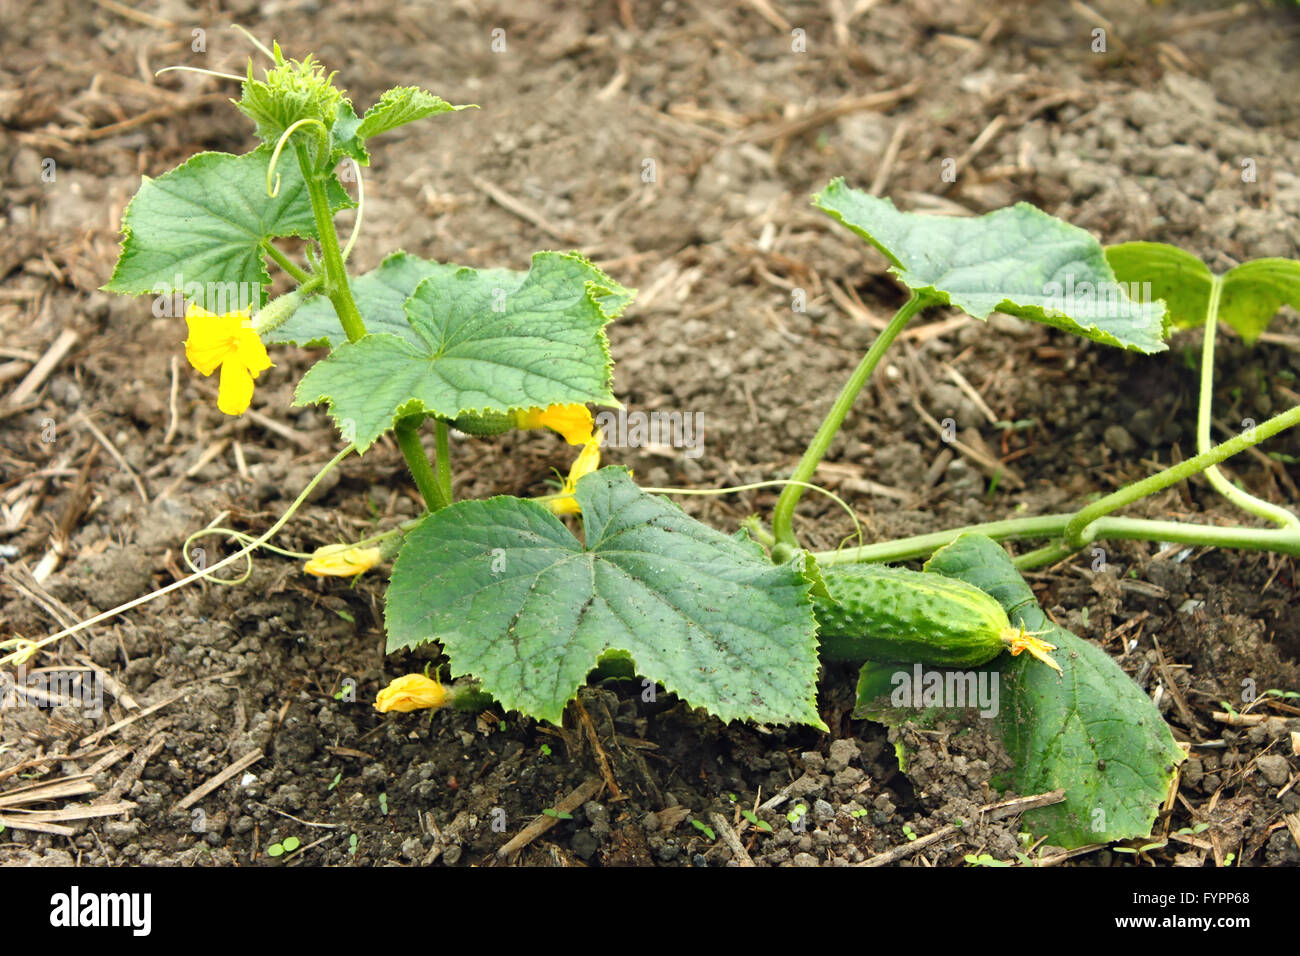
[1106,243,1300,344]
[815,180,1168,353]
[104,148,354,311]
[878,533,1182,848]
[268,251,523,348]
[385,468,825,727]
[294,252,631,450]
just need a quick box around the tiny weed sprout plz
[9,27,1285,860]
[691,819,717,841]
[266,836,300,858]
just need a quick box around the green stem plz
[771,292,931,551]
[262,241,311,284]
[394,419,449,512]
[814,401,1300,567]
[814,513,1300,568]
[1063,402,1300,548]
[1196,277,1299,528]
[434,419,453,503]
[291,140,443,515]
[816,515,1069,565]
[295,142,367,345]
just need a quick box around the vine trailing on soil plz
[11,31,1300,849]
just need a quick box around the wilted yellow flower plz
[1005,626,1063,675]
[514,404,594,445]
[375,673,451,713]
[184,304,273,415]
[544,430,603,515]
[303,544,383,577]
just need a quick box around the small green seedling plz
[378,793,388,816]
[541,808,572,820]
[328,771,342,791]
[691,819,716,841]
[740,810,772,833]
[266,835,301,858]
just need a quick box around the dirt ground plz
[2,0,1299,867]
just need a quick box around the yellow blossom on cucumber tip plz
[514,403,595,445]
[183,304,273,416]
[1005,625,1063,675]
[303,544,383,577]
[544,429,604,516]
[375,673,451,713]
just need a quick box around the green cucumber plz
[813,563,1020,667]
[450,409,516,437]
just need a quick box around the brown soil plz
[1,0,1298,867]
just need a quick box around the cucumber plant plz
[10,32,1299,850]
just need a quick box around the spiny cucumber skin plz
[451,409,515,437]
[814,564,1011,666]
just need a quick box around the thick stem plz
[1196,278,1299,528]
[771,292,931,550]
[295,142,367,345]
[813,402,1300,567]
[434,419,453,503]
[291,138,443,516]
[814,513,1300,568]
[395,420,449,512]
[1063,402,1300,548]
[815,515,1070,566]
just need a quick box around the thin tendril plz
[155,65,246,82]
[0,445,355,668]
[182,527,315,585]
[639,479,864,551]
[340,160,364,261]
[267,118,328,197]
[183,517,416,584]
[231,24,276,61]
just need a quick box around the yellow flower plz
[544,430,603,515]
[184,304,273,415]
[303,544,383,577]
[375,673,451,713]
[514,404,594,445]
[1005,625,1063,675]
